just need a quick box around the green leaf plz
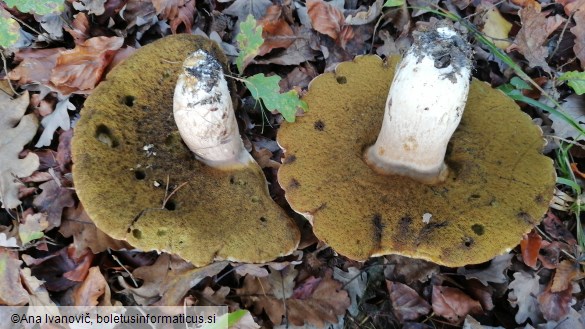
[4,0,65,15]
[0,9,20,48]
[559,71,585,95]
[510,76,532,90]
[235,14,263,73]
[245,74,308,122]
[384,0,405,7]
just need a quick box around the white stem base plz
[365,23,471,185]
[174,50,254,170]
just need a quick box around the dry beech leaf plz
[512,5,565,72]
[8,48,63,86]
[238,269,349,327]
[345,0,383,25]
[571,9,585,69]
[508,271,543,324]
[520,229,542,268]
[0,91,39,209]
[152,0,195,33]
[0,249,29,305]
[432,286,483,324]
[64,12,90,44]
[49,36,124,94]
[465,279,494,312]
[307,0,346,41]
[479,4,512,49]
[551,260,580,293]
[258,5,295,56]
[118,254,228,306]
[385,254,439,284]
[72,266,107,306]
[32,178,75,228]
[387,281,431,322]
[28,245,94,291]
[19,212,49,245]
[538,281,573,321]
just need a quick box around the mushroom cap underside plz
[277,55,556,267]
[72,35,299,266]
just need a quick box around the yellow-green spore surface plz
[72,35,299,266]
[277,55,555,267]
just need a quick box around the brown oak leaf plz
[152,0,195,33]
[307,0,353,48]
[432,285,483,324]
[72,266,108,306]
[512,5,565,72]
[387,281,431,322]
[520,229,542,268]
[258,5,296,56]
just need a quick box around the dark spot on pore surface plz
[471,224,484,236]
[289,178,300,189]
[164,200,176,211]
[535,194,545,204]
[284,154,296,164]
[260,217,267,223]
[463,236,473,248]
[372,214,384,247]
[418,221,448,242]
[399,216,412,237]
[336,76,347,84]
[314,120,325,131]
[517,211,535,224]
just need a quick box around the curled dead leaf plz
[432,285,483,324]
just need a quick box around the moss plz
[72,35,299,266]
[277,55,556,267]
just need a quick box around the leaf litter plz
[0,0,585,328]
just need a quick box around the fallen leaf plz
[20,267,57,307]
[118,253,228,306]
[8,48,63,86]
[49,36,124,94]
[256,26,319,66]
[238,269,349,327]
[57,129,73,173]
[0,8,20,48]
[512,5,565,72]
[465,279,494,312]
[229,310,261,329]
[542,211,577,244]
[35,96,76,147]
[64,12,90,44]
[550,260,580,292]
[432,285,483,324]
[244,73,308,122]
[345,0,384,25]
[538,281,573,321]
[456,253,513,286]
[558,71,585,95]
[570,9,585,69]
[307,0,346,41]
[520,229,542,268]
[152,0,195,33]
[236,14,263,72]
[508,271,543,324]
[19,212,48,245]
[385,254,439,284]
[223,0,272,22]
[72,266,107,306]
[0,91,39,209]
[538,240,563,269]
[251,147,280,169]
[387,281,431,322]
[4,0,64,15]
[462,315,504,329]
[0,233,19,248]
[407,0,440,16]
[71,0,107,15]
[0,248,29,305]
[258,5,295,56]
[32,178,75,228]
[28,245,94,291]
[333,267,367,316]
[479,4,512,49]
[60,205,132,256]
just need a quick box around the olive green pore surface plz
[72,35,299,266]
[277,55,556,267]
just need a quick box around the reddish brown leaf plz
[64,12,90,44]
[551,260,580,292]
[292,276,321,299]
[238,270,349,327]
[32,179,75,229]
[307,0,345,40]
[72,266,107,306]
[151,0,195,33]
[386,281,431,322]
[50,36,124,94]
[258,5,295,56]
[0,249,29,305]
[520,229,542,268]
[432,285,483,324]
[57,129,73,173]
[8,48,63,86]
[28,245,94,291]
[538,280,573,322]
[543,211,577,244]
[465,279,494,312]
[538,240,563,269]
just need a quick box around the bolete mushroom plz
[277,22,556,266]
[72,35,299,266]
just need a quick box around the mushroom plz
[72,35,299,266]
[277,22,556,266]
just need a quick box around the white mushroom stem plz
[365,23,472,184]
[174,50,254,170]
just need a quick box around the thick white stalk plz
[174,50,254,170]
[365,23,472,184]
